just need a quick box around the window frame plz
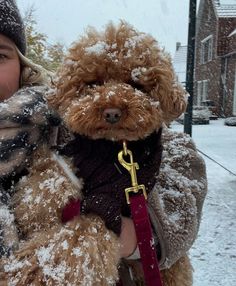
[201,35,213,64]
[197,80,209,105]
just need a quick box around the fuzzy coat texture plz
[0,22,207,286]
[0,86,59,257]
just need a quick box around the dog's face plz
[50,22,187,141]
[62,82,162,141]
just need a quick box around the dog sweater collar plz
[60,128,163,204]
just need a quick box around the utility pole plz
[184,0,197,136]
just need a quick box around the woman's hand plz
[119,216,137,258]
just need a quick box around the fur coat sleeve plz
[0,85,59,257]
[148,128,207,269]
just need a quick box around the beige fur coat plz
[150,128,207,269]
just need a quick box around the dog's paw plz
[1,216,120,286]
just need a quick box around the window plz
[197,80,209,105]
[201,36,213,64]
[207,9,211,22]
[202,80,208,101]
[197,81,202,105]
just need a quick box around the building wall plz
[228,34,236,53]
[218,19,236,116]
[195,0,236,116]
[224,54,236,115]
[218,18,236,55]
[195,0,222,114]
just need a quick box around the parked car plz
[224,117,236,126]
[177,106,210,125]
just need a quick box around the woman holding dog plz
[0,0,59,257]
[0,1,207,285]
[0,0,136,262]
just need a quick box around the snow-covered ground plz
[171,119,236,286]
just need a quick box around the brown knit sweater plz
[59,129,163,234]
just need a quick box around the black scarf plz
[0,86,60,195]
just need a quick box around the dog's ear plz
[158,77,188,124]
[47,67,85,114]
[144,59,187,124]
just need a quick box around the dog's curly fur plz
[51,21,186,141]
[0,22,191,285]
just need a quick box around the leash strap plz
[130,194,162,286]
[61,198,81,223]
[118,141,163,286]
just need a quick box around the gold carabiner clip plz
[118,141,147,204]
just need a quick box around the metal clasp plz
[118,141,147,204]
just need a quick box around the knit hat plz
[0,0,26,55]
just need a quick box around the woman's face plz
[0,34,21,102]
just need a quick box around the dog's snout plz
[103,108,122,124]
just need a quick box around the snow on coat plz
[148,128,207,269]
[0,86,60,257]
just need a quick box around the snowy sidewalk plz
[171,119,236,286]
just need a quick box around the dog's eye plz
[127,80,144,91]
[87,79,104,87]
[88,81,97,86]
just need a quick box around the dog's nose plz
[103,108,122,124]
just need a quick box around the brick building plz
[195,0,236,116]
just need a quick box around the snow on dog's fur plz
[0,22,191,285]
[52,22,186,139]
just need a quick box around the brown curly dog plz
[52,22,186,139]
[0,22,191,286]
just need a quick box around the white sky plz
[16,0,195,57]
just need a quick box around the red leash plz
[118,141,163,286]
[62,197,163,285]
[130,194,162,286]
